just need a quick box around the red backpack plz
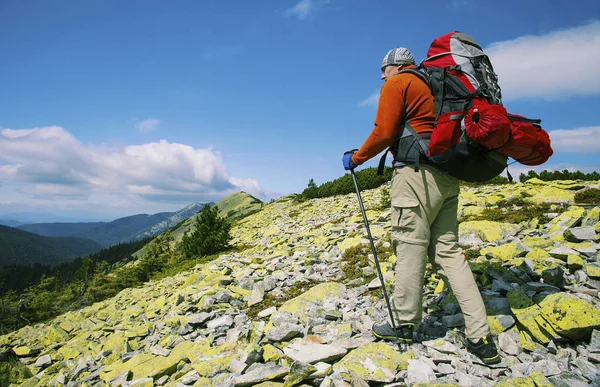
[391,31,553,182]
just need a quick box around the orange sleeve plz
[352,77,407,166]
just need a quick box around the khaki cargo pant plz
[390,164,490,340]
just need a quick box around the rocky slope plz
[1,178,600,386]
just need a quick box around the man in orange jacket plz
[342,47,500,365]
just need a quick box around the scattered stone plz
[265,324,304,342]
[234,363,289,386]
[283,341,347,364]
[206,315,234,330]
[442,313,465,328]
[258,307,277,318]
[564,226,597,243]
[499,331,520,356]
[549,246,579,261]
[406,359,437,384]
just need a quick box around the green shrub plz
[299,167,393,200]
[574,188,600,204]
[179,204,231,259]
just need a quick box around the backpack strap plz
[376,68,432,176]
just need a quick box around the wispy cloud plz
[0,126,269,206]
[358,90,380,107]
[548,126,600,153]
[135,118,161,133]
[285,0,331,20]
[486,21,600,101]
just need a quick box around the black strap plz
[377,150,389,175]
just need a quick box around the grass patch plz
[459,200,567,224]
[246,279,323,319]
[464,248,481,261]
[575,188,600,204]
[340,242,393,285]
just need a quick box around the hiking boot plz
[372,322,413,343]
[466,335,501,365]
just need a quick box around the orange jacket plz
[352,65,436,166]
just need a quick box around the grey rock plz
[238,278,255,290]
[564,226,597,242]
[265,323,304,342]
[283,341,347,364]
[526,281,561,292]
[541,266,565,288]
[492,279,516,294]
[576,247,598,259]
[441,313,465,328]
[130,378,154,386]
[486,297,511,314]
[499,330,520,356]
[548,372,592,387]
[234,363,289,386]
[155,375,169,386]
[181,370,200,384]
[258,306,277,318]
[248,282,265,306]
[547,340,558,354]
[206,315,234,330]
[150,345,170,357]
[347,370,369,387]
[263,277,279,292]
[436,363,455,375]
[531,359,562,377]
[215,291,232,303]
[310,362,333,379]
[589,353,600,363]
[407,359,437,384]
[35,354,52,368]
[572,357,600,379]
[285,361,318,386]
[422,339,459,355]
[590,329,600,351]
[549,246,579,261]
[188,312,215,326]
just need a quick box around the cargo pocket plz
[391,196,420,231]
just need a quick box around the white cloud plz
[358,90,380,107]
[549,126,600,153]
[135,118,161,133]
[285,0,331,20]
[0,125,269,207]
[486,21,600,101]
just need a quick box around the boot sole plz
[373,331,413,343]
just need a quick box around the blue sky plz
[1,0,599,222]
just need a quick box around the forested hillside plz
[0,225,103,267]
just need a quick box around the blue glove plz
[342,150,358,170]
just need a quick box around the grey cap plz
[381,47,415,69]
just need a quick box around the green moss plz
[574,188,600,204]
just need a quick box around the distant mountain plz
[126,202,205,242]
[18,222,105,237]
[0,225,104,267]
[69,212,174,247]
[0,219,26,227]
[17,203,204,248]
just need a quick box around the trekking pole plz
[350,169,403,352]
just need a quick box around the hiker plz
[342,47,500,365]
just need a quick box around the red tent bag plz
[497,114,553,166]
[464,99,512,150]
